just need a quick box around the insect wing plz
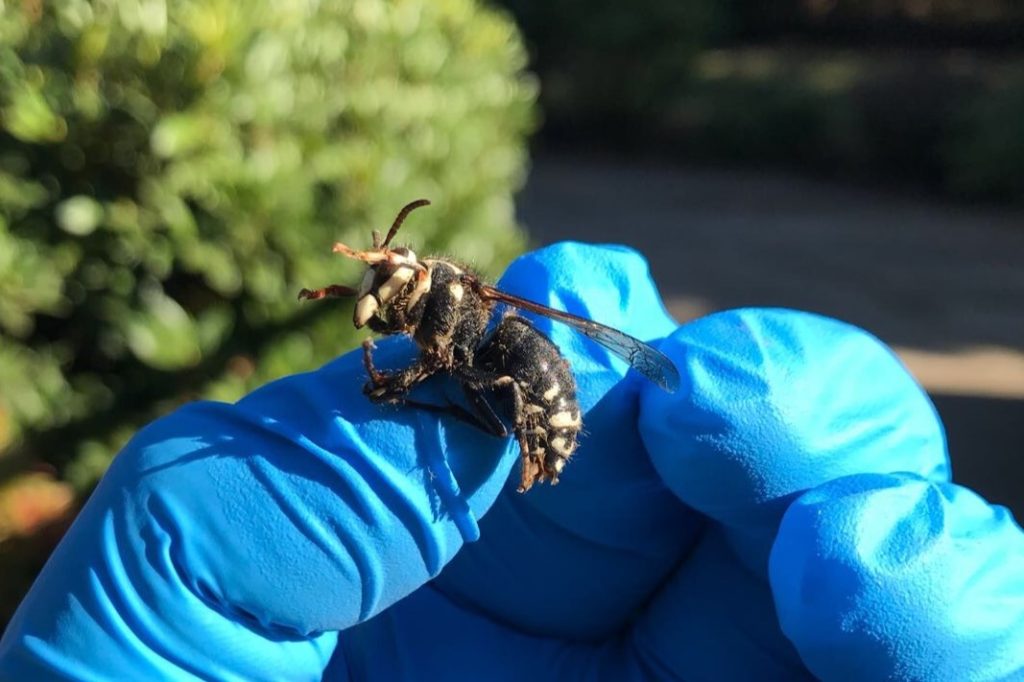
[477,285,680,392]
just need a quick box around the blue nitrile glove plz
[2,244,1022,681]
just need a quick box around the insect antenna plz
[381,199,431,248]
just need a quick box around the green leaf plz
[2,85,67,143]
[124,288,201,370]
[55,196,103,236]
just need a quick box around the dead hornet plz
[299,200,680,492]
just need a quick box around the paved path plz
[516,152,1024,517]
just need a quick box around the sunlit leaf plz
[55,196,103,236]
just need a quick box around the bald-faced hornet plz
[299,200,679,492]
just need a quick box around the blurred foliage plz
[0,0,536,502]
[494,0,727,127]
[665,56,864,168]
[499,0,1024,203]
[668,48,1024,201]
[944,78,1024,201]
[662,48,962,179]
[739,0,1024,29]
[0,459,77,628]
[0,471,73,541]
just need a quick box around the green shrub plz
[0,0,536,488]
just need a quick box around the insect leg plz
[460,384,509,437]
[297,284,356,301]
[489,376,543,493]
[446,363,526,439]
[361,338,390,387]
[361,339,439,403]
[396,397,499,433]
[451,364,542,491]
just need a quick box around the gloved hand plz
[2,244,1022,681]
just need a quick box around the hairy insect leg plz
[361,338,438,403]
[361,338,389,387]
[397,397,503,435]
[449,365,526,441]
[451,365,544,491]
[297,284,356,301]
[490,376,544,493]
[460,384,509,438]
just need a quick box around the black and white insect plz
[299,200,679,492]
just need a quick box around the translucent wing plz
[476,284,679,393]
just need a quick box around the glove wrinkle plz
[94,508,215,681]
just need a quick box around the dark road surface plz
[516,153,1024,520]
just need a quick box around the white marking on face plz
[543,384,560,401]
[357,269,376,298]
[548,411,580,429]
[377,266,414,303]
[354,295,379,328]
[448,282,464,301]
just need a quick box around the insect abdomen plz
[477,315,581,487]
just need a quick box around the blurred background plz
[1,0,1021,631]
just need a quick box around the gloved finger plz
[329,475,1024,682]
[638,308,949,571]
[0,335,519,681]
[331,585,650,682]
[629,527,815,682]
[332,535,810,682]
[434,242,704,639]
[771,473,1024,681]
